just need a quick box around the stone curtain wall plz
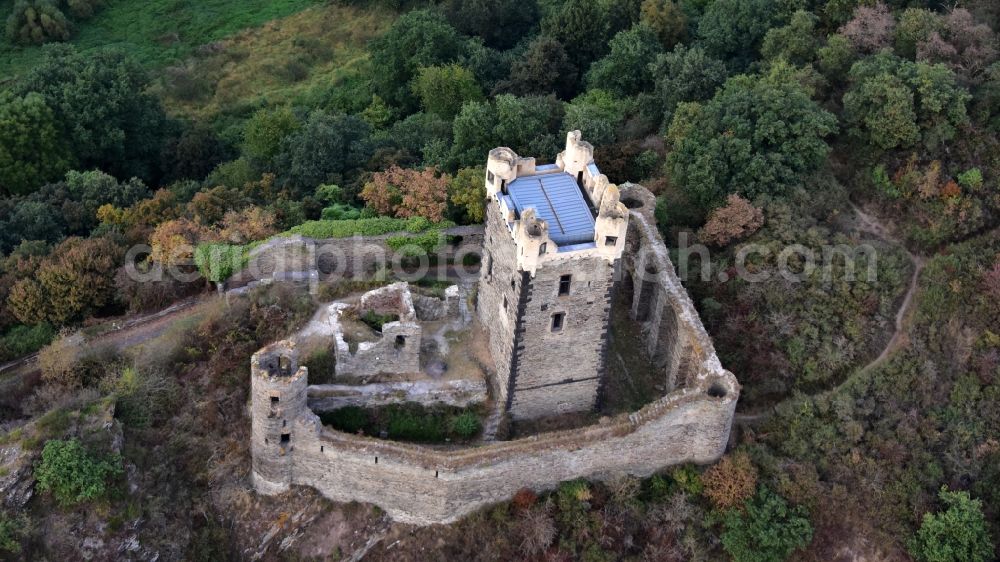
[617,183,706,392]
[250,184,739,525]
[289,383,736,524]
[307,380,489,411]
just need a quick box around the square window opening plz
[551,313,565,332]
[558,275,572,296]
[605,236,618,247]
[280,433,290,444]
[395,335,406,349]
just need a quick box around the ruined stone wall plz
[284,378,735,525]
[330,283,422,377]
[307,380,488,411]
[617,183,704,391]
[250,183,739,526]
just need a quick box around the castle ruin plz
[248,132,739,525]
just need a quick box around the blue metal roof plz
[507,173,596,246]
[587,162,600,177]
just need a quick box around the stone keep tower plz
[250,340,308,495]
[478,131,629,421]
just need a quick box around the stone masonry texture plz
[249,181,740,526]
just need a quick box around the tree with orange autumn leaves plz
[360,166,449,222]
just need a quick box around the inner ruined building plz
[248,132,739,524]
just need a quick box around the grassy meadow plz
[0,0,328,77]
[152,3,395,122]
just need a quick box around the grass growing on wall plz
[284,216,452,239]
[193,242,252,284]
[0,0,330,77]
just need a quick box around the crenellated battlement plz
[248,147,738,526]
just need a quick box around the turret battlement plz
[484,131,628,276]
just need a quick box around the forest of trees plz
[0,0,998,559]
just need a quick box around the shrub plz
[285,216,446,239]
[909,486,994,562]
[670,464,703,495]
[302,349,336,384]
[697,195,764,247]
[193,243,250,284]
[641,474,672,503]
[103,366,180,429]
[321,406,370,435]
[34,438,123,507]
[450,411,480,439]
[386,232,443,257]
[512,488,538,510]
[320,204,362,221]
[0,323,55,361]
[720,487,813,562]
[386,406,446,442]
[702,451,759,510]
[0,513,28,554]
[360,310,398,332]
[38,338,120,389]
[957,168,983,191]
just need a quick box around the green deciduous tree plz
[443,0,539,50]
[667,74,837,208]
[495,35,578,100]
[586,24,664,96]
[369,10,468,112]
[909,487,995,562]
[16,45,168,183]
[34,438,123,507]
[894,8,942,59]
[696,0,782,67]
[542,0,611,69]
[160,125,230,184]
[5,0,71,45]
[447,167,486,224]
[451,94,564,168]
[761,10,821,65]
[0,91,73,196]
[241,106,301,163]
[274,111,372,195]
[639,0,687,49]
[843,53,970,151]
[650,45,729,125]
[411,64,483,118]
[562,89,629,146]
[720,487,814,562]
